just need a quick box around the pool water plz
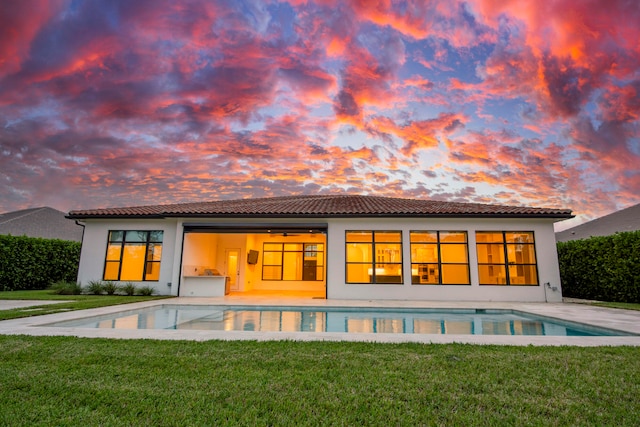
[45,305,632,336]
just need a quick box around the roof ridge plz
[0,207,48,225]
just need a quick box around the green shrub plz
[102,281,120,295]
[50,280,83,295]
[121,282,137,296]
[137,285,155,296]
[558,231,640,303]
[0,235,81,291]
[85,280,104,295]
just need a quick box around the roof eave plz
[66,214,167,220]
[66,212,574,220]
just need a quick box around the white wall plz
[325,217,563,302]
[76,218,178,296]
[77,216,564,302]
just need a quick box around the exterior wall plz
[77,215,564,302]
[325,217,563,302]
[76,218,178,296]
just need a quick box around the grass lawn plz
[592,301,640,311]
[0,290,169,321]
[0,336,638,426]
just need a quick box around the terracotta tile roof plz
[67,195,573,220]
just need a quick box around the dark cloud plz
[334,89,360,118]
[542,54,594,118]
[309,144,330,156]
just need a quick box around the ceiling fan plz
[281,232,301,237]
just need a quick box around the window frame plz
[261,242,325,281]
[345,230,403,284]
[103,230,164,282]
[475,231,539,286]
[410,231,470,285]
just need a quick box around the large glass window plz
[345,231,403,284]
[476,231,538,285]
[410,231,470,285]
[262,243,324,281]
[104,231,163,281]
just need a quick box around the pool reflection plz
[55,306,621,337]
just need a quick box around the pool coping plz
[1,297,639,346]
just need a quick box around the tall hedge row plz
[557,231,640,303]
[0,235,81,291]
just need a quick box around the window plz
[103,231,163,281]
[345,231,403,284]
[476,231,538,285]
[262,243,324,281]
[410,231,470,285]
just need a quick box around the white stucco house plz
[67,195,573,302]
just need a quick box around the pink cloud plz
[472,0,640,117]
[0,0,66,78]
[1,0,638,224]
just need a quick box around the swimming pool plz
[45,305,633,336]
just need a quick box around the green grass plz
[592,301,640,311]
[0,336,638,426]
[0,290,169,321]
[0,289,89,300]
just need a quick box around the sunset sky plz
[1,0,639,230]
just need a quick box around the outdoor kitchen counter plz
[181,275,230,297]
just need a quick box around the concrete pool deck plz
[1,296,639,346]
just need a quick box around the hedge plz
[0,235,81,291]
[557,231,640,303]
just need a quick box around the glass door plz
[225,248,240,291]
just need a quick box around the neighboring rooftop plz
[556,203,640,242]
[68,195,573,220]
[0,207,83,242]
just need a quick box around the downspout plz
[75,220,86,240]
[74,220,86,285]
[176,229,186,297]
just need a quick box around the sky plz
[1,0,639,230]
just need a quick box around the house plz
[67,195,573,302]
[555,203,640,242]
[0,207,83,242]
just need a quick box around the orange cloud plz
[367,113,467,157]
